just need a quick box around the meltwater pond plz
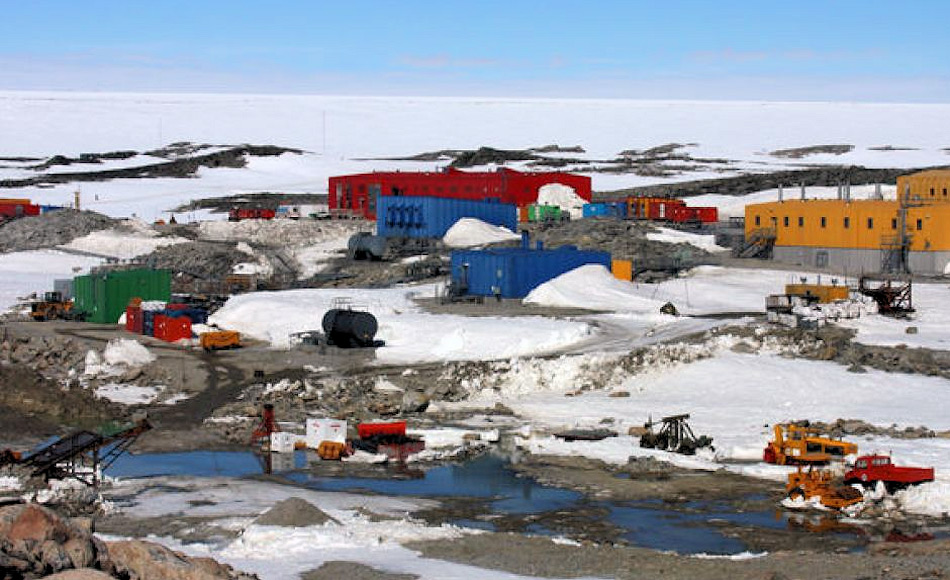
[107,450,850,555]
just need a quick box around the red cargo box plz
[358,421,407,439]
[165,303,189,311]
[125,306,143,334]
[153,314,168,340]
[164,317,192,342]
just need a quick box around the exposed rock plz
[44,569,115,579]
[0,210,116,253]
[107,539,255,580]
[401,391,430,413]
[253,497,337,527]
[302,561,420,580]
[0,503,108,576]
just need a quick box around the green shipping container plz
[73,268,171,324]
[527,204,563,223]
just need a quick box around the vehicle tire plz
[788,487,806,501]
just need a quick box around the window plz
[944,188,948,197]
[891,218,898,229]
[783,216,789,227]
[820,216,827,228]
[844,217,850,229]
[931,187,936,197]
[867,217,874,229]
[798,216,804,227]
[816,251,828,268]
[917,218,923,230]
[755,215,761,226]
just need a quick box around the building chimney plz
[800,182,806,200]
[778,184,783,202]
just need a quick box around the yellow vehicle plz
[30,291,74,321]
[786,466,863,510]
[763,424,857,465]
[200,331,241,351]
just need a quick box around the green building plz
[73,268,171,324]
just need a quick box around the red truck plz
[845,454,934,492]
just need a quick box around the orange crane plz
[763,424,857,465]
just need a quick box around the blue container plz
[39,205,64,214]
[583,202,624,219]
[451,246,611,298]
[376,195,517,239]
[166,308,208,325]
[142,310,156,336]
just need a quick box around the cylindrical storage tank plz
[322,309,378,348]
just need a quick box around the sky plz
[1,1,948,101]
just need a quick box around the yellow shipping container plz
[611,259,632,281]
[784,283,849,303]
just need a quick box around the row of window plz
[754,215,925,231]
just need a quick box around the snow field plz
[524,264,671,314]
[208,285,595,364]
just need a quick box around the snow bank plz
[538,183,586,219]
[208,286,593,364]
[442,218,520,248]
[62,224,187,259]
[85,339,155,377]
[103,339,155,367]
[524,264,668,314]
[896,482,950,516]
[646,227,728,253]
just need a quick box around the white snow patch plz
[63,225,187,259]
[646,227,728,253]
[208,285,593,364]
[94,384,162,405]
[537,183,585,219]
[524,265,669,314]
[0,477,22,492]
[443,218,520,248]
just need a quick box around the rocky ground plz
[0,502,255,579]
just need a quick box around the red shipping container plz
[164,317,192,342]
[166,303,189,311]
[358,421,407,439]
[125,306,143,334]
[693,207,719,223]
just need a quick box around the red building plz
[328,168,592,219]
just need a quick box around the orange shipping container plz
[611,259,633,281]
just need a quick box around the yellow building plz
[745,170,950,275]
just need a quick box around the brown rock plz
[627,426,649,437]
[0,503,71,561]
[608,391,630,398]
[64,536,96,569]
[44,569,115,579]
[107,539,252,580]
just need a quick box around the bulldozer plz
[786,466,864,510]
[763,423,857,465]
[30,291,74,321]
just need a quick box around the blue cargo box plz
[376,195,516,239]
[451,246,611,299]
[583,203,624,219]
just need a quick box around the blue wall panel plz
[376,195,517,239]
[451,246,611,298]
